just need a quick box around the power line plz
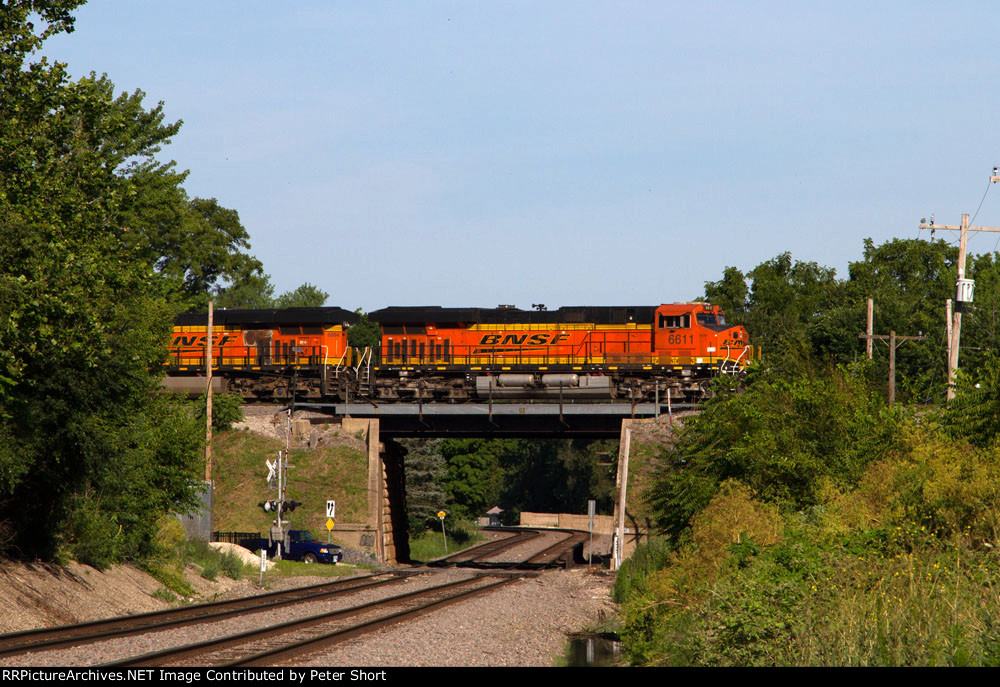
[970,178,992,226]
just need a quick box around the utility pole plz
[866,298,874,360]
[205,300,213,482]
[919,207,1000,400]
[858,330,927,404]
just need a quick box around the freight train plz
[163,302,754,404]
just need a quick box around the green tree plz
[348,311,382,349]
[213,271,276,309]
[214,275,330,310]
[398,439,451,533]
[440,439,505,521]
[0,1,203,559]
[648,366,904,539]
[945,353,1000,447]
[703,238,992,403]
[839,238,956,400]
[274,282,328,308]
[705,252,839,368]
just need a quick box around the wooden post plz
[947,214,969,401]
[946,299,953,368]
[866,298,874,360]
[858,330,926,404]
[615,427,631,570]
[888,331,896,404]
[918,203,1000,401]
[205,300,213,482]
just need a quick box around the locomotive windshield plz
[696,313,718,326]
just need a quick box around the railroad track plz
[0,571,415,661]
[106,575,517,667]
[0,528,590,667]
[429,527,586,570]
[428,527,541,567]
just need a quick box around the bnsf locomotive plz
[163,303,753,403]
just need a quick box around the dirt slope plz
[0,559,246,634]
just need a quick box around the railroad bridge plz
[282,401,686,568]
[296,400,692,437]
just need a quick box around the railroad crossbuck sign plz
[326,500,336,518]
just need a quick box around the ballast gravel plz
[0,565,617,668]
[300,568,618,667]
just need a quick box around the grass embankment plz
[210,429,368,538]
[141,426,373,599]
[147,516,365,601]
[615,434,1000,666]
[408,521,485,563]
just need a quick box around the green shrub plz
[408,520,483,562]
[648,366,905,539]
[200,558,219,581]
[612,537,673,604]
[194,393,244,430]
[65,496,123,571]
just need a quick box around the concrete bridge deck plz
[288,401,696,437]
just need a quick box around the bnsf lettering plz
[171,334,237,347]
[478,333,569,346]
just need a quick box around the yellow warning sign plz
[326,518,335,531]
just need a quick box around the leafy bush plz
[185,539,250,581]
[946,354,1000,448]
[612,537,673,604]
[65,496,123,571]
[648,365,905,539]
[194,393,244,430]
[407,520,482,563]
[620,419,1000,666]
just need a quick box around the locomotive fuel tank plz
[475,374,613,398]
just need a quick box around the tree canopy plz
[213,273,330,310]
[0,1,217,562]
[705,237,1000,404]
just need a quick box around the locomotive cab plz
[653,303,749,373]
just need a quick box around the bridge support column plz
[343,418,408,564]
[612,420,632,571]
[611,417,658,569]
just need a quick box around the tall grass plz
[617,433,1000,666]
[408,521,483,563]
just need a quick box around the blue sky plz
[41,2,1000,311]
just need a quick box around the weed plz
[408,521,484,563]
[152,587,177,603]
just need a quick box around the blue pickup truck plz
[239,530,343,564]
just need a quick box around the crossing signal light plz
[258,500,302,516]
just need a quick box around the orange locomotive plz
[163,302,752,403]
[163,307,359,400]
[367,303,752,403]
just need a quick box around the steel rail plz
[428,528,540,567]
[522,530,588,568]
[230,577,519,667]
[0,571,415,659]
[430,527,587,571]
[105,576,506,667]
